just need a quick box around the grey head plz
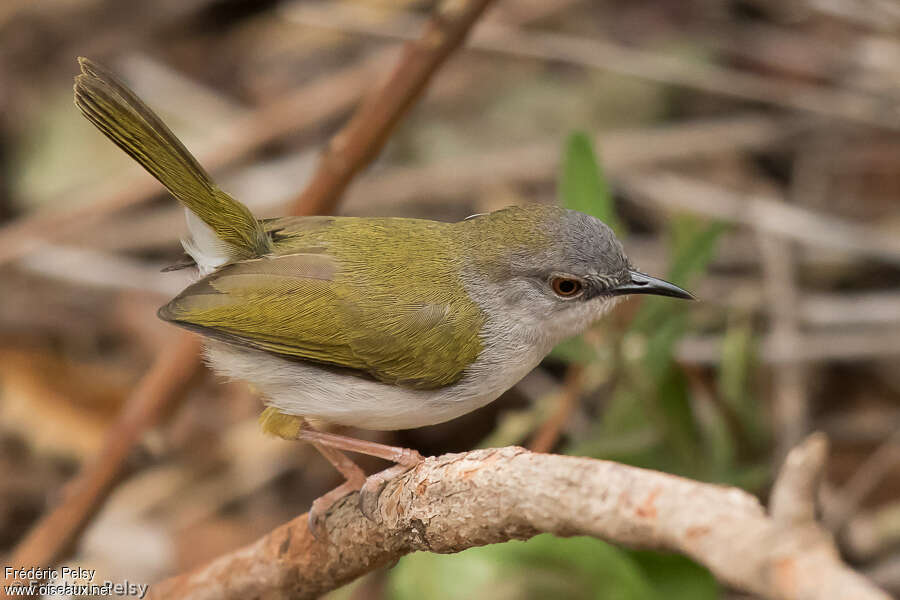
[459,204,693,346]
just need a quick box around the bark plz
[150,436,888,600]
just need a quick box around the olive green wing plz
[158,252,484,389]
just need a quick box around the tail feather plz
[74,57,270,264]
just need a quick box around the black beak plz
[610,270,695,300]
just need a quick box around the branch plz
[3,334,202,584]
[2,0,498,588]
[149,436,888,600]
[621,171,900,265]
[285,3,900,130]
[0,50,386,268]
[528,364,584,453]
[288,0,496,214]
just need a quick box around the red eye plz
[551,277,584,298]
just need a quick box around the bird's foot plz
[359,453,424,521]
[287,417,425,537]
[308,471,366,541]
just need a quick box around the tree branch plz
[3,334,202,583]
[2,2,499,592]
[149,436,888,600]
[289,0,496,214]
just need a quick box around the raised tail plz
[73,57,270,266]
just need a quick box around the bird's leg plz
[295,426,425,523]
[260,408,424,533]
[295,427,424,466]
[306,441,366,539]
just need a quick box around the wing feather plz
[158,250,484,389]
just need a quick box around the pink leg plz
[307,441,369,539]
[297,423,425,536]
[296,427,423,466]
[311,441,367,483]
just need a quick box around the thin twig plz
[148,437,888,600]
[825,428,900,531]
[340,115,797,212]
[529,365,585,453]
[677,328,900,364]
[17,243,187,297]
[759,231,809,462]
[288,0,497,213]
[3,334,202,587]
[621,171,900,265]
[2,0,499,588]
[283,2,900,129]
[0,49,388,267]
[74,115,793,253]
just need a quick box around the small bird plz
[74,57,692,533]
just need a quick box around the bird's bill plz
[610,270,695,300]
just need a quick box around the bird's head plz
[458,205,693,345]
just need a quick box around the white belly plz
[203,338,547,431]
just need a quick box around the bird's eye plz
[550,276,584,298]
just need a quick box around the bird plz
[73,57,693,535]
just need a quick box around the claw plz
[358,462,422,522]
[295,427,426,538]
[358,476,387,521]
[306,479,361,541]
[307,499,329,541]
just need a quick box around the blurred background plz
[1,0,900,598]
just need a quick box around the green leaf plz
[718,315,769,450]
[560,132,621,234]
[630,218,725,335]
[388,536,656,600]
[614,217,725,473]
[387,536,719,600]
[628,550,719,600]
[667,218,727,287]
[651,349,700,470]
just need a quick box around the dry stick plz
[149,436,889,600]
[5,0,576,261]
[808,0,900,32]
[528,364,585,453]
[762,140,830,463]
[3,334,202,585]
[620,171,900,265]
[17,243,187,297]
[0,0,542,265]
[0,49,388,267]
[288,0,496,212]
[825,428,900,531]
[758,232,808,462]
[678,327,900,365]
[76,114,793,253]
[284,3,900,130]
[341,114,796,211]
[2,0,499,588]
[846,501,900,564]
[866,554,900,597]
[800,290,900,327]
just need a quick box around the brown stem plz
[2,334,202,593]
[2,0,499,588]
[529,365,585,453]
[0,50,387,267]
[149,438,888,600]
[288,0,497,215]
